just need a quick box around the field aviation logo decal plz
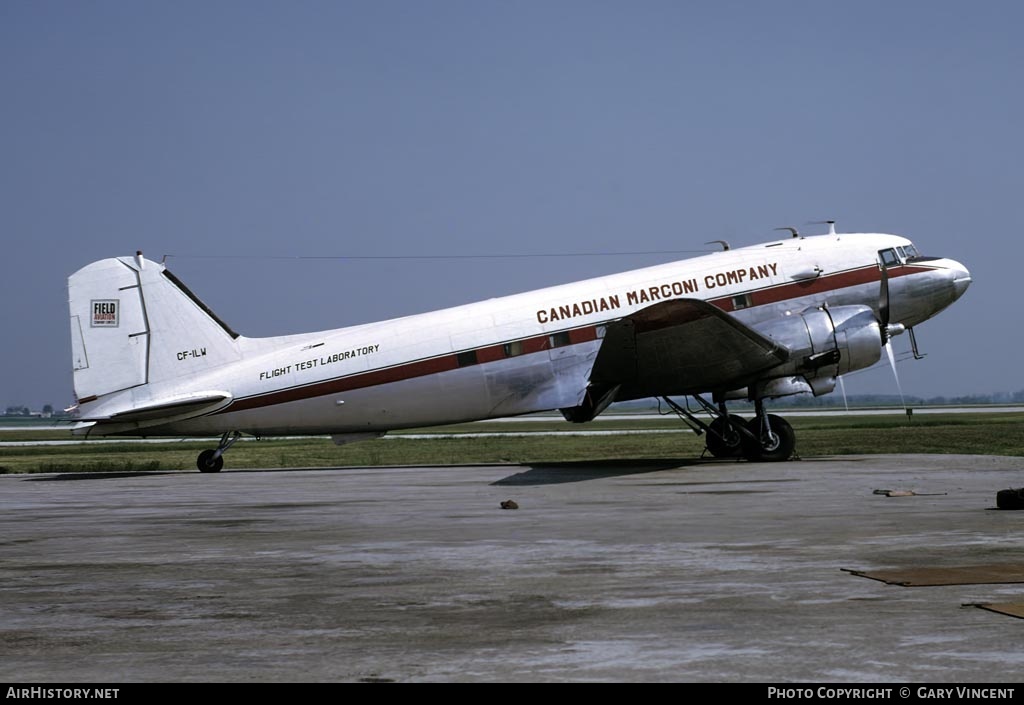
[91,299,119,327]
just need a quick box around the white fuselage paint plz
[76,234,970,437]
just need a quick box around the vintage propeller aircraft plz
[67,223,970,471]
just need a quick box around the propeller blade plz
[884,340,907,412]
[878,263,890,331]
[838,375,850,412]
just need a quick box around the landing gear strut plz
[744,400,795,462]
[661,395,796,462]
[196,431,241,473]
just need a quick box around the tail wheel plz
[706,414,747,458]
[744,414,795,462]
[197,449,224,473]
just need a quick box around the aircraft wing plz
[589,299,789,399]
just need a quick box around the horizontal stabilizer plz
[76,392,232,424]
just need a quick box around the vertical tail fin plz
[68,253,242,403]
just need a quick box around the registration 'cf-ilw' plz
[67,223,971,471]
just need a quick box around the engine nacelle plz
[749,305,882,398]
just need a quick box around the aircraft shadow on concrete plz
[24,471,182,481]
[21,466,349,481]
[492,458,701,486]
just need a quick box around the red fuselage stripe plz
[219,263,930,414]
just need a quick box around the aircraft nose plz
[948,259,972,299]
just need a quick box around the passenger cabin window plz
[503,341,523,357]
[548,331,571,348]
[878,248,900,267]
[732,294,752,310]
[456,350,478,367]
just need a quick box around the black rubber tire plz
[996,489,1024,510]
[706,414,747,458]
[743,414,795,462]
[197,449,224,473]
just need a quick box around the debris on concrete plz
[872,489,948,497]
[500,500,519,510]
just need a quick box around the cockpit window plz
[889,241,938,264]
[879,248,900,267]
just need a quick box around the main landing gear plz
[662,396,796,462]
[196,431,242,473]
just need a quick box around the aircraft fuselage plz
[71,232,970,439]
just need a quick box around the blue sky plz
[1,1,1020,408]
